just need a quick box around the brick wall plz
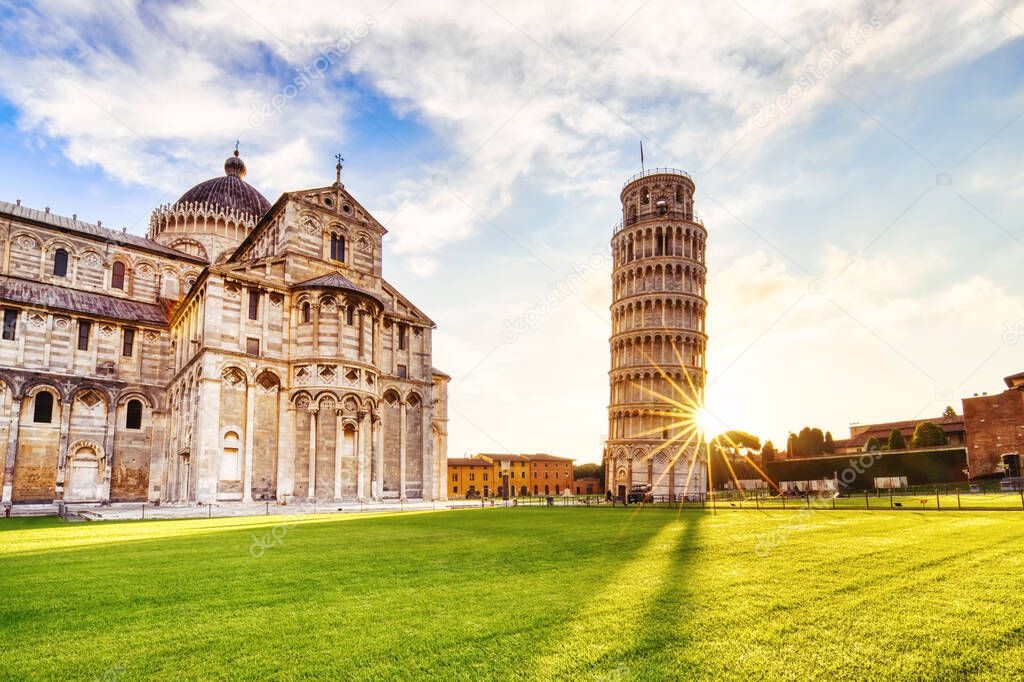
[963,388,1024,477]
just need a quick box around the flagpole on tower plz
[640,139,645,171]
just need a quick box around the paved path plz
[6,499,504,521]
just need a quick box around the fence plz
[500,488,1024,512]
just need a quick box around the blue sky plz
[1,0,1023,461]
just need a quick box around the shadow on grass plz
[528,508,706,679]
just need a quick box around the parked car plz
[627,484,652,504]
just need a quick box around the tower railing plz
[613,210,704,234]
[621,168,692,189]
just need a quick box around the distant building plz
[963,372,1024,479]
[447,453,575,498]
[834,416,966,454]
[573,477,602,495]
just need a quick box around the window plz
[452,473,457,482]
[330,234,345,262]
[346,307,354,325]
[33,391,54,423]
[246,337,260,356]
[301,302,311,324]
[2,309,16,341]
[77,320,92,351]
[398,323,407,350]
[53,249,69,277]
[248,288,260,320]
[469,473,475,482]
[122,328,135,357]
[453,486,459,494]
[397,364,408,379]
[483,472,489,481]
[111,261,126,290]
[125,399,143,429]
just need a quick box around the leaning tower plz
[605,169,708,499]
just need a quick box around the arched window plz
[330,234,345,262]
[125,399,143,429]
[301,302,311,324]
[53,248,69,277]
[33,391,54,423]
[111,261,126,290]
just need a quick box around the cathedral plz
[0,150,449,507]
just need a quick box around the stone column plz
[422,402,433,501]
[100,402,116,502]
[242,382,256,503]
[55,394,73,499]
[399,401,407,501]
[373,414,383,500]
[307,407,318,499]
[668,460,675,500]
[356,410,367,501]
[333,408,344,500]
[2,397,22,504]
[275,392,294,502]
[196,378,221,504]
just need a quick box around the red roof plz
[448,458,490,467]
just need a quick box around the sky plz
[1,0,1022,463]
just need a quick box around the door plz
[1004,454,1021,478]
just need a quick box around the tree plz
[794,427,825,457]
[865,436,881,452]
[574,463,602,482]
[761,440,778,462]
[824,431,835,454]
[942,405,957,418]
[887,428,907,450]
[911,421,947,449]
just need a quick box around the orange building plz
[476,453,531,496]
[451,453,576,497]
[524,454,574,496]
[446,458,493,498]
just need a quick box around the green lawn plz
[2,508,1024,680]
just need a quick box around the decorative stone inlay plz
[225,284,240,298]
[269,292,283,307]
[100,325,115,337]
[144,330,159,341]
[18,236,35,249]
[54,316,70,330]
[295,366,310,385]
[78,391,101,408]
[319,365,336,382]
[222,368,246,386]
[29,313,44,328]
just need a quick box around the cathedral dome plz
[174,150,272,221]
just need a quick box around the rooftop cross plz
[334,154,344,185]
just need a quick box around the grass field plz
[2,508,1024,680]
